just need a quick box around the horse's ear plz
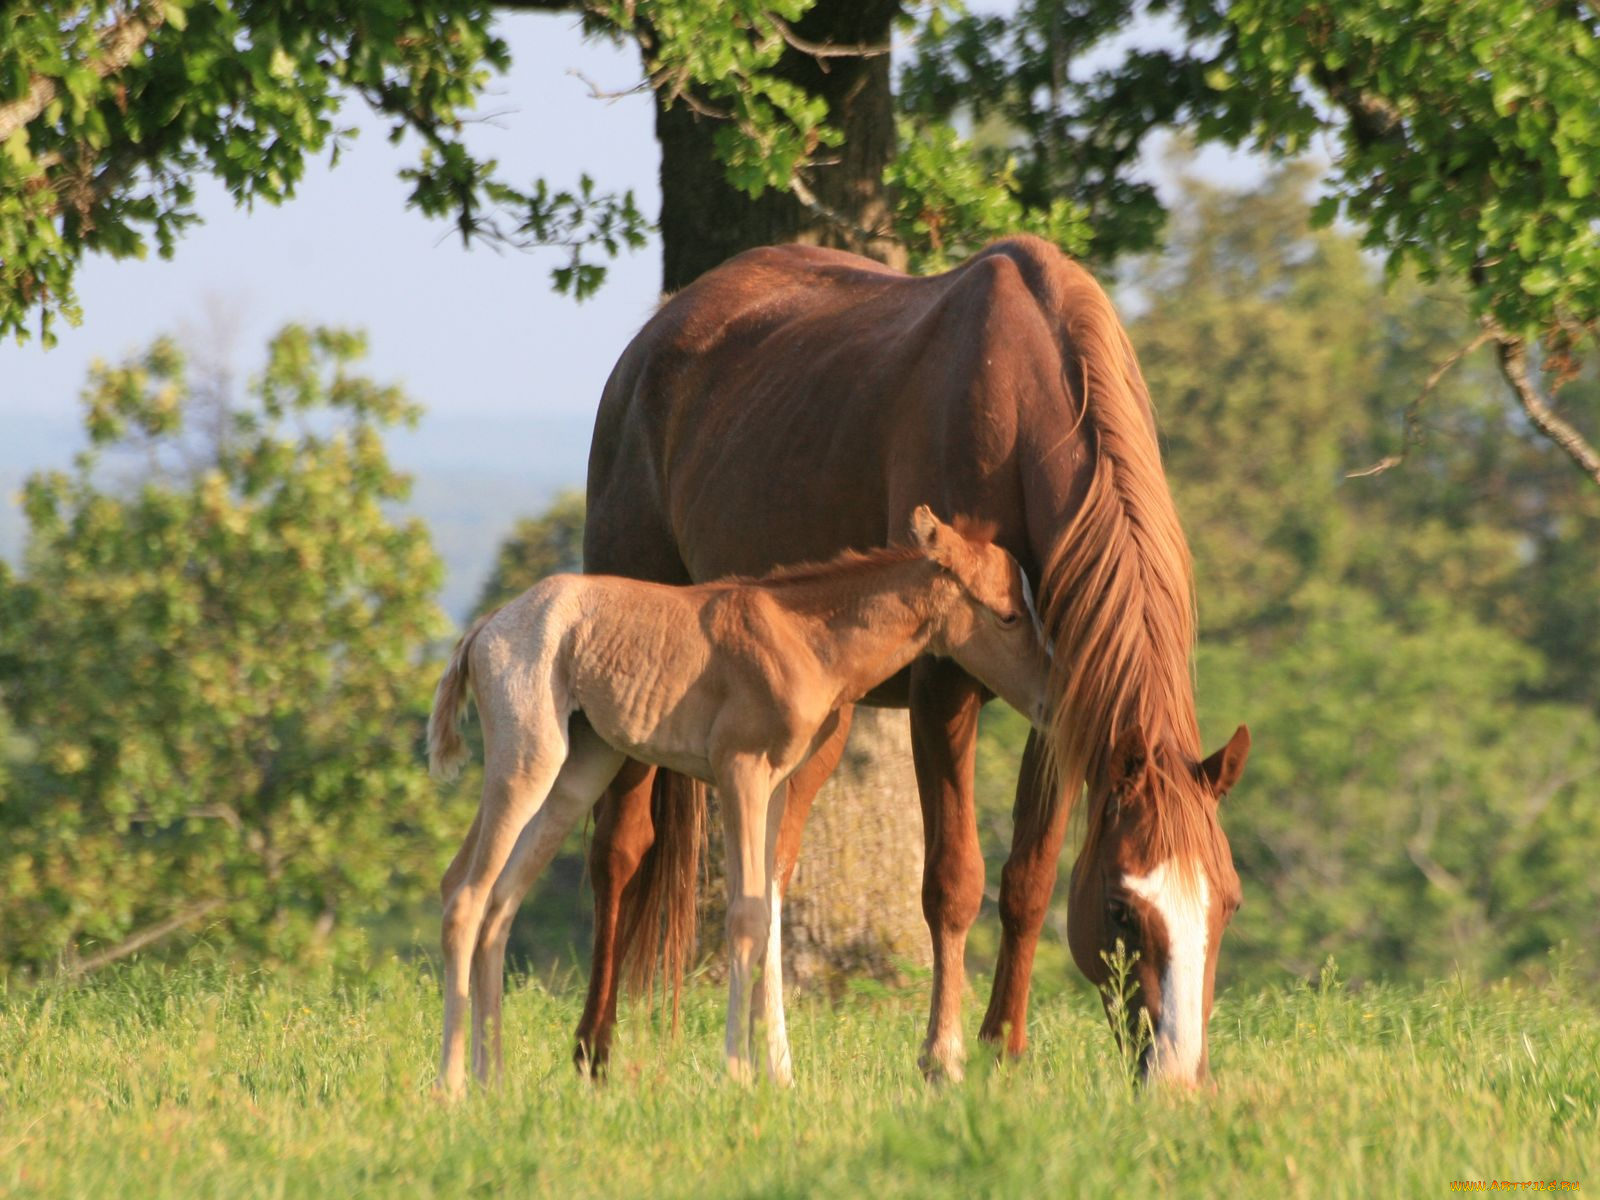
[1108,725,1150,797]
[1199,724,1251,797]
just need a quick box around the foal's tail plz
[427,611,498,781]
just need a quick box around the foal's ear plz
[909,504,942,549]
[1198,724,1251,797]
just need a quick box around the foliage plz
[0,961,1596,1196]
[8,0,1600,477]
[897,0,1186,262]
[884,118,1090,273]
[472,487,585,617]
[0,326,453,976]
[0,0,648,343]
[904,0,1600,349]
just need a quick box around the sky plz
[1,12,663,468]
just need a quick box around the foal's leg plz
[439,720,568,1099]
[572,758,656,1077]
[752,705,854,1085]
[441,806,482,909]
[471,724,626,1083]
[978,730,1070,1057]
[908,657,986,1083]
[719,758,776,1083]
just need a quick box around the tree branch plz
[61,898,224,980]
[0,6,166,144]
[1347,330,1492,478]
[1491,321,1600,487]
[769,15,891,62]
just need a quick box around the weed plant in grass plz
[1,959,1595,1198]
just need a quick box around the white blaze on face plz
[1123,859,1211,1083]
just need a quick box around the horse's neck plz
[762,558,942,697]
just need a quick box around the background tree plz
[904,0,1600,481]
[0,326,452,977]
[473,488,586,616]
[6,2,1596,484]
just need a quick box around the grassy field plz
[1,959,1594,1198]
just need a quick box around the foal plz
[428,506,1051,1095]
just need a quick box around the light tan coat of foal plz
[427,506,1052,1096]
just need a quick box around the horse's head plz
[908,505,1051,730]
[1067,722,1250,1088]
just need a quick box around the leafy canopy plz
[9,0,1598,392]
[0,325,452,975]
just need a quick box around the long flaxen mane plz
[1030,262,1221,882]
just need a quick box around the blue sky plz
[2,13,662,457]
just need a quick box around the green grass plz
[1,960,1595,1198]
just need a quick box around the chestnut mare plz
[577,236,1251,1087]
[429,508,1050,1095]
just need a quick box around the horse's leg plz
[439,721,567,1099]
[909,657,985,1083]
[471,725,626,1084]
[752,705,853,1085]
[978,730,1070,1057]
[719,758,775,1084]
[572,758,656,1077]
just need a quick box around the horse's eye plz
[997,610,1020,628]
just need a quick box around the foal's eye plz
[997,610,1021,628]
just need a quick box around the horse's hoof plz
[572,1042,610,1083]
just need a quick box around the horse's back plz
[587,237,1104,586]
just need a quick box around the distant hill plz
[0,410,593,624]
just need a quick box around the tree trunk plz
[653,0,905,292]
[782,707,931,990]
[651,1,925,986]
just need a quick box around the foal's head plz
[1067,723,1250,1088]
[907,505,1051,729]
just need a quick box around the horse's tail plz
[615,770,707,1029]
[427,611,498,781]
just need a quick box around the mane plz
[731,514,996,590]
[736,543,927,589]
[1030,259,1216,882]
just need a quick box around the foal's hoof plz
[917,1040,966,1085]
